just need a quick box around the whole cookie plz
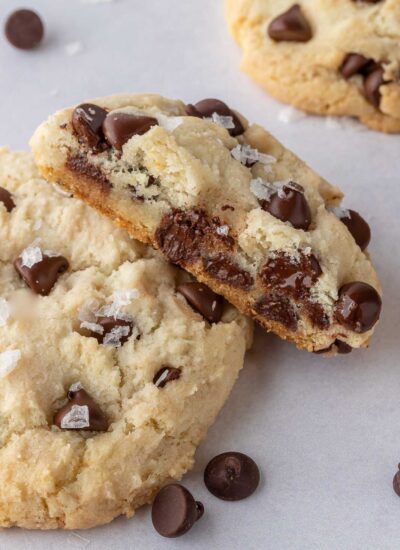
[30,93,382,354]
[225,0,400,133]
[0,149,252,529]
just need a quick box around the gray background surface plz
[0,1,399,549]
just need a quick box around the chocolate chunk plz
[336,209,371,251]
[88,316,134,346]
[54,388,108,431]
[259,252,322,299]
[153,366,181,388]
[268,4,312,43]
[393,464,400,497]
[5,9,44,50]
[177,282,224,323]
[303,300,330,329]
[151,484,203,538]
[14,254,69,296]
[341,53,372,79]
[255,293,298,331]
[261,182,311,230]
[72,104,108,149]
[203,255,254,290]
[66,154,111,192]
[204,452,260,501]
[103,113,158,149]
[0,187,16,212]
[335,282,381,333]
[185,98,244,137]
[364,66,385,108]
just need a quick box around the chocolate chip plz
[335,282,381,333]
[151,484,203,538]
[88,316,134,346]
[54,388,108,431]
[14,254,69,296]
[341,53,372,79]
[261,183,311,230]
[364,66,385,108]
[203,255,254,290]
[268,4,312,43]
[153,366,181,388]
[336,209,371,251]
[204,452,260,501]
[66,154,112,192]
[0,187,15,212]
[255,293,298,331]
[185,98,244,137]
[259,252,322,299]
[393,464,400,497]
[177,282,224,323]
[72,104,108,149]
[5,9,44,50]
[102,113,158,149]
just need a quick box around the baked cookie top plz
[0,149,252,529]
[225,0,400,133]
[30,93,382,354]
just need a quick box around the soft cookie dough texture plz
[225,0,400,133]
[31,93,382,354]
[0,149,252,529]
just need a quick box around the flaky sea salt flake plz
[250,178,274,201]
[80,321,104,335]
[0,299,10,327]
[69,382,84,393]
[0,349,21,379]
[103,326,130,347]
[21,244,43,268]
[216,225,229,236]
[210,113,235,129]
[60,405,90,429]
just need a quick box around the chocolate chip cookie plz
[30,93,382,354]
[225,0,400,132]
[0,148,252,529]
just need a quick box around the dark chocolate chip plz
[303,300,330,329]
[393,464,400,497]
[102,113,158,149]
[255,293,298,331]
[364,66,385,108]
[204,452,260,501]
[186,98,244,137]
[66,154,112,192]
[336,209,371,251]
[203,255,254,290]
[268,4,312,43]
[335,282,381,333]
[261,183,311,230]
[177,282,224,323]
[153,366,181,388]
[5,9,44,50]
[341,53,372,79]
[259,252,322,300]
[152,484,203,538]
[0,187,16,212]
[88,316,134,346]
[14,254,69,296]
[54,388,108,431]
[72,104,108,149]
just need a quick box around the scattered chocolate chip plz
[185,98,244,137]
[66,154,112,192]
[72,104,108,149]
[102,112,158,149]
[340,53,372,79]
[5,9,44,50]
[203,255,254,290]
[0,187,16,212]
[255,293,298,331]
[335,282,381,333]
[177,282,224,323]
[393,464,400,497]
[88,316,134,345]
[336,209,371,251]
[268,4,312,43]
[204,452,260,501]
[54,387,108,431]
[261,182,311,230]
[152,484,203,538]
[259,252,322,300]
[14,254,69,296]
[153,366,181,388]
[364,66,385,108]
